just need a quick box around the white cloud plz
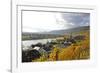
[23,11,68,32]
[23,11,84,33]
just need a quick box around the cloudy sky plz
[23,11,90,32]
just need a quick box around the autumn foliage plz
[32,30,90,62]
[48,31,90,61]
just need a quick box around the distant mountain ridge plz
[23,26,89,34]
[45,26,90,35]
[22,26,89,40]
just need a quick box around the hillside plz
[47,26,89,35]
[22,26,89,40]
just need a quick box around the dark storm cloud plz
[62,13,90,27]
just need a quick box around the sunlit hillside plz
[22,26,90,62]
[31,30,90,62]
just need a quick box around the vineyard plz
[28,30,90,62]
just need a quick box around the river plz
[22,38,56,50]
